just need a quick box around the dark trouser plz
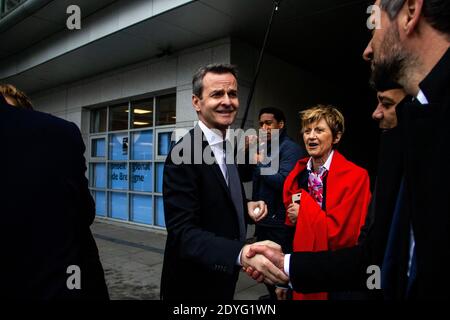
[255,224,294,300]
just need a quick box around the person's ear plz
[278,120,285,129]
[333,132,342,145]
[192,94,201,112]
[402,0,423,35]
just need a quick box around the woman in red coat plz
[278,105,371,300]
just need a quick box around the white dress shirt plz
[198,120,230,184]
[306,150,334,172]
[416,89,429,104]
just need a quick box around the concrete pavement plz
[92,219,267,300]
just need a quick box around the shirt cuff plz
[284,254,290,276]
[284,254,293,289]
[237,248,243,266]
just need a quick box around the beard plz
[369,23,413,91]
[370,55,406,91]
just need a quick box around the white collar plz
[307,150,334,172]
[198,120,230,147]
[416,89,429,105]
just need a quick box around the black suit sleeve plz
[289,245,369,293]
[54,121,95,228]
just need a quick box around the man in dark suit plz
[245,0,450,300]
[0,89,109,300]
[160,64,289,300]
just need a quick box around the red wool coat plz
[283,151,371,300]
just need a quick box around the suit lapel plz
[195,127,233,201]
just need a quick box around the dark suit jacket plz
[0,98,109,300]
[161,126,249,300]
[289,48,450,300]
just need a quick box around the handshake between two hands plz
[243,202,290,299]
[240,240,289,286]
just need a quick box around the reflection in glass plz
[109,104,129,131]
[156,94,176,126]
[131,99,153,129]
[158,132,172,156]
[92,138,106,157]
[91,163,106,188]
[131,162,152,192]
[94,191,106,216]
[132,130,153,160]
[91,108,107,133]
[110,133,128,160]
[109,163,128,190]
[131,194,153,224]
[110,192,128,220]
[155,163,164,193]
[155,196,165,227]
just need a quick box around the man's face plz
[363,1,409,88]
[372,89,406,129]
[259,113,284,141]
[192,72,239,133]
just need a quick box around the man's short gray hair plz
[380,0,406,19]
[380,0,449,35]
[192,64,238,98]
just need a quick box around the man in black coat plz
[0,92,109,300]
[246,0,450,300]
[160,64,289,300]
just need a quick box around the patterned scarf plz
[307,166,328,208]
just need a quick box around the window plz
[90,108,107,133]
[156,94,176,126]
[131,99,153,128]
[109,104,129,131]
[88,93,175,228]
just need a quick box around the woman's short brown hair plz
[0,83,33,109]
[299,104,345,139]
